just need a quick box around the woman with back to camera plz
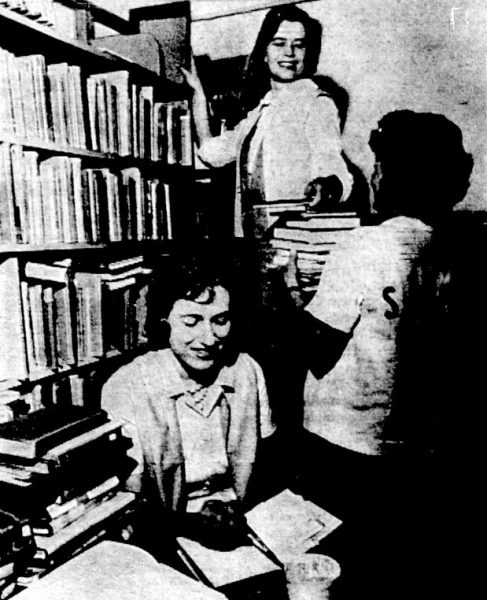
[183,5,354,237]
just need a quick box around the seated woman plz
[101,256,275,557]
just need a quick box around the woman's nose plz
[283,42,295,56]
[201,323,217,346]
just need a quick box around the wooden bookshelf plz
[0,6,158,81]
[0,1,195,408]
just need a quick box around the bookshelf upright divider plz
[0,1,195,416]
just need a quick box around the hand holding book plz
[304,175,344,213]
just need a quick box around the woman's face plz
[265,20,307,83]
[167,285,231,373]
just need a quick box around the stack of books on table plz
[0,406,136,586]
[0,509,33,600]
[271,212,361,292]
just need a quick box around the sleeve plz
[197,117,248,168]
[101,367,144,494]
[305,231,365,333]
[252,357,276,440]
[305,94,354,201]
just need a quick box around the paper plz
[14,540,225,600]
[176,536,280,588]
[245,489,342,561]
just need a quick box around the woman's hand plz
[304,175,344,212]
[180,55,205,96]
[185,500,248,550]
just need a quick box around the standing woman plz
[183,5,353,237]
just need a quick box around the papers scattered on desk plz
[176,537,280,588]
[245,489,342,561]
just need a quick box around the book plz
[0,406,107,460]
[286,214,360,229]
[14,540,226,600]
[270,239,333,253]
[176,537,281,589]
[0,258,28,385]
[245,489,343,561]
[273,227,350,245]
[32,491,136,563]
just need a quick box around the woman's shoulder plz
[226,352,265,380]
[107,349,170,383]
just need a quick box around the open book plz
[14,540,225,600]
[176,489,341,587]
[176,537,280,588]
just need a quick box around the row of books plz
[270,211,361,292]
[0,144,171,245]
[0,48,194,164]
[18,257,153,382]
[0,406,137,594]
[0,373,93,425]
[0,1,54,26]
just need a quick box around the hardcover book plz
[0,407,107,460]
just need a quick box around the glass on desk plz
[284,554,340,600]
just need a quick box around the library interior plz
[0,1,485,599]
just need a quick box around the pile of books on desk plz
[0,406,136,592]
[0,509,33,600]
[271,212,361,292]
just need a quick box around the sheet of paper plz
[176,536,280,587]
[245,489,342,561]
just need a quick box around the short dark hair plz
[153,253,233,321]
[239,5,322,114]
[369,110,473,221]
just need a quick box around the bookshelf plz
[0,0,194,494]
[0,1,197,594]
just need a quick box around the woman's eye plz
[270,40,285,47]
[181,316,199,327]
[213,316,230,327]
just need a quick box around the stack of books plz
[0,406,136,582]
[271,212,361,292]
[0,509,32,600]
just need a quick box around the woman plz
[183,5,353,237]
[101,256,276,554]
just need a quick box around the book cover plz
[0,144,18,244]
[0,406,107,460]
[33,491,136,560]
[273,227,350,245]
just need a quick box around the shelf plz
[0,6,158,82]
[13,343,154,390]
[0,134,197,176]
[0,239,174,257]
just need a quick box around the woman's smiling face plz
[265,20,307,83]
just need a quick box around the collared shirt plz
[101,349,275,513]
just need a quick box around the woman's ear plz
[157,317,171,348]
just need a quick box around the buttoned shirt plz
[101,349,275,516]
[198,78,353,236]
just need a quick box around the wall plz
[97,0,487,211]
[191,0,487,212]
